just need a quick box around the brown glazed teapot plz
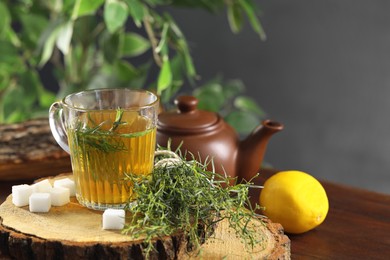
[157,96,284,181]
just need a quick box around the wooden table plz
[1,169,390,259]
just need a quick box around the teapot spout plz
[238,120,283,181]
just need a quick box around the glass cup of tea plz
[49,89,158,210]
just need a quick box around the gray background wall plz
[171,0,390,194]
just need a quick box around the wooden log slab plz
[0,175,290,259]
[0,119,72,181]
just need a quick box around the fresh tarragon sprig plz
[73,108,128,153]
[122,147,265,257]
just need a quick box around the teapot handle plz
[49,102,70,154]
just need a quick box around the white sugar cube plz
[53,178,76,197]
[50,187,70,206]
[12,184,33,207]
[102,209,125,230]
[29,193,51,213]
[31,179,52,193]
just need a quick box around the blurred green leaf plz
[160,80,183,105]
[193,82,224,112]
[39,89,57,108]
[104,0,128,33]
[2,86,28,123]
[157,57,172,94]
[0,3,21,46]
[0,40,23,69]
[4,109,26,123]
[0,71,10,91]
[225,110,259,135]
[72,0,104,18]
[19,13,49,49]
[162,14,196,79]
[125,0,145,27]
[0,2,11,37]
[177,39,196,79]
[39,32,59,67]
[101,31,120,63]
[239,0,266,40]
[124,62,150,89]
[221,79,245,99]
[155,22,169,54]
[114,60,139,81]
[170,53,185,81]
[5,27,21,48]
[234,96,266,117]
[38,19,63,67]
[120,33,151,57]
[170,0,225,13]
[87,72,116,90]
[144,0,171,6]
[19,71,41,107]
[72,15,99,46]
[0,0,266,125]
[40,0,63,13]
[227,2,243,33]
[56,21,74,55]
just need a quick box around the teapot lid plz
[157,96,220,134]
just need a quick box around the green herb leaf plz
[101,31,120,64]
[104,0,128,33]
[39,89,57,108]
[56,21,74,55]
[0,2,11,37]
[238,0,266,40]
[124,0,145,27]
[72,0,105,19]
[109,107,124,132]
[38,19,63,67]
[157,57,172,95]
[163,14,197,80]
[19,13,48,49]
[177,39,196,79]
[234,96,266,117]
[227,1,243,33]
[144,0,171,6]
[0,40,21,69]
[221,79,246,100]
[155,22,169,54]
[123,149,264,257]
[114,60,139,80]
[225,110,260,135]
[120,33,151,57]
[193,82,224,112]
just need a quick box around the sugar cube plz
[53,178,76,197]
[31,179,52,193]
[50,187,70,206]
[29,193,51,213]
[102,209,126,230]
[12,184,33,207]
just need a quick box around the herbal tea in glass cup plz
[49,89,158,210]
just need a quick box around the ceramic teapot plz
[156,96,283,181]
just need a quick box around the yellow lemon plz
[259,170,329,234]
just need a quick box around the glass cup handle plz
[49,102,70,154]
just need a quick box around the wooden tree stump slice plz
[0,175,290,259]
[186,216,290,260]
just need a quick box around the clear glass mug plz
[49,89,159,210]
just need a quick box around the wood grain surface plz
[0,119,72,181]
